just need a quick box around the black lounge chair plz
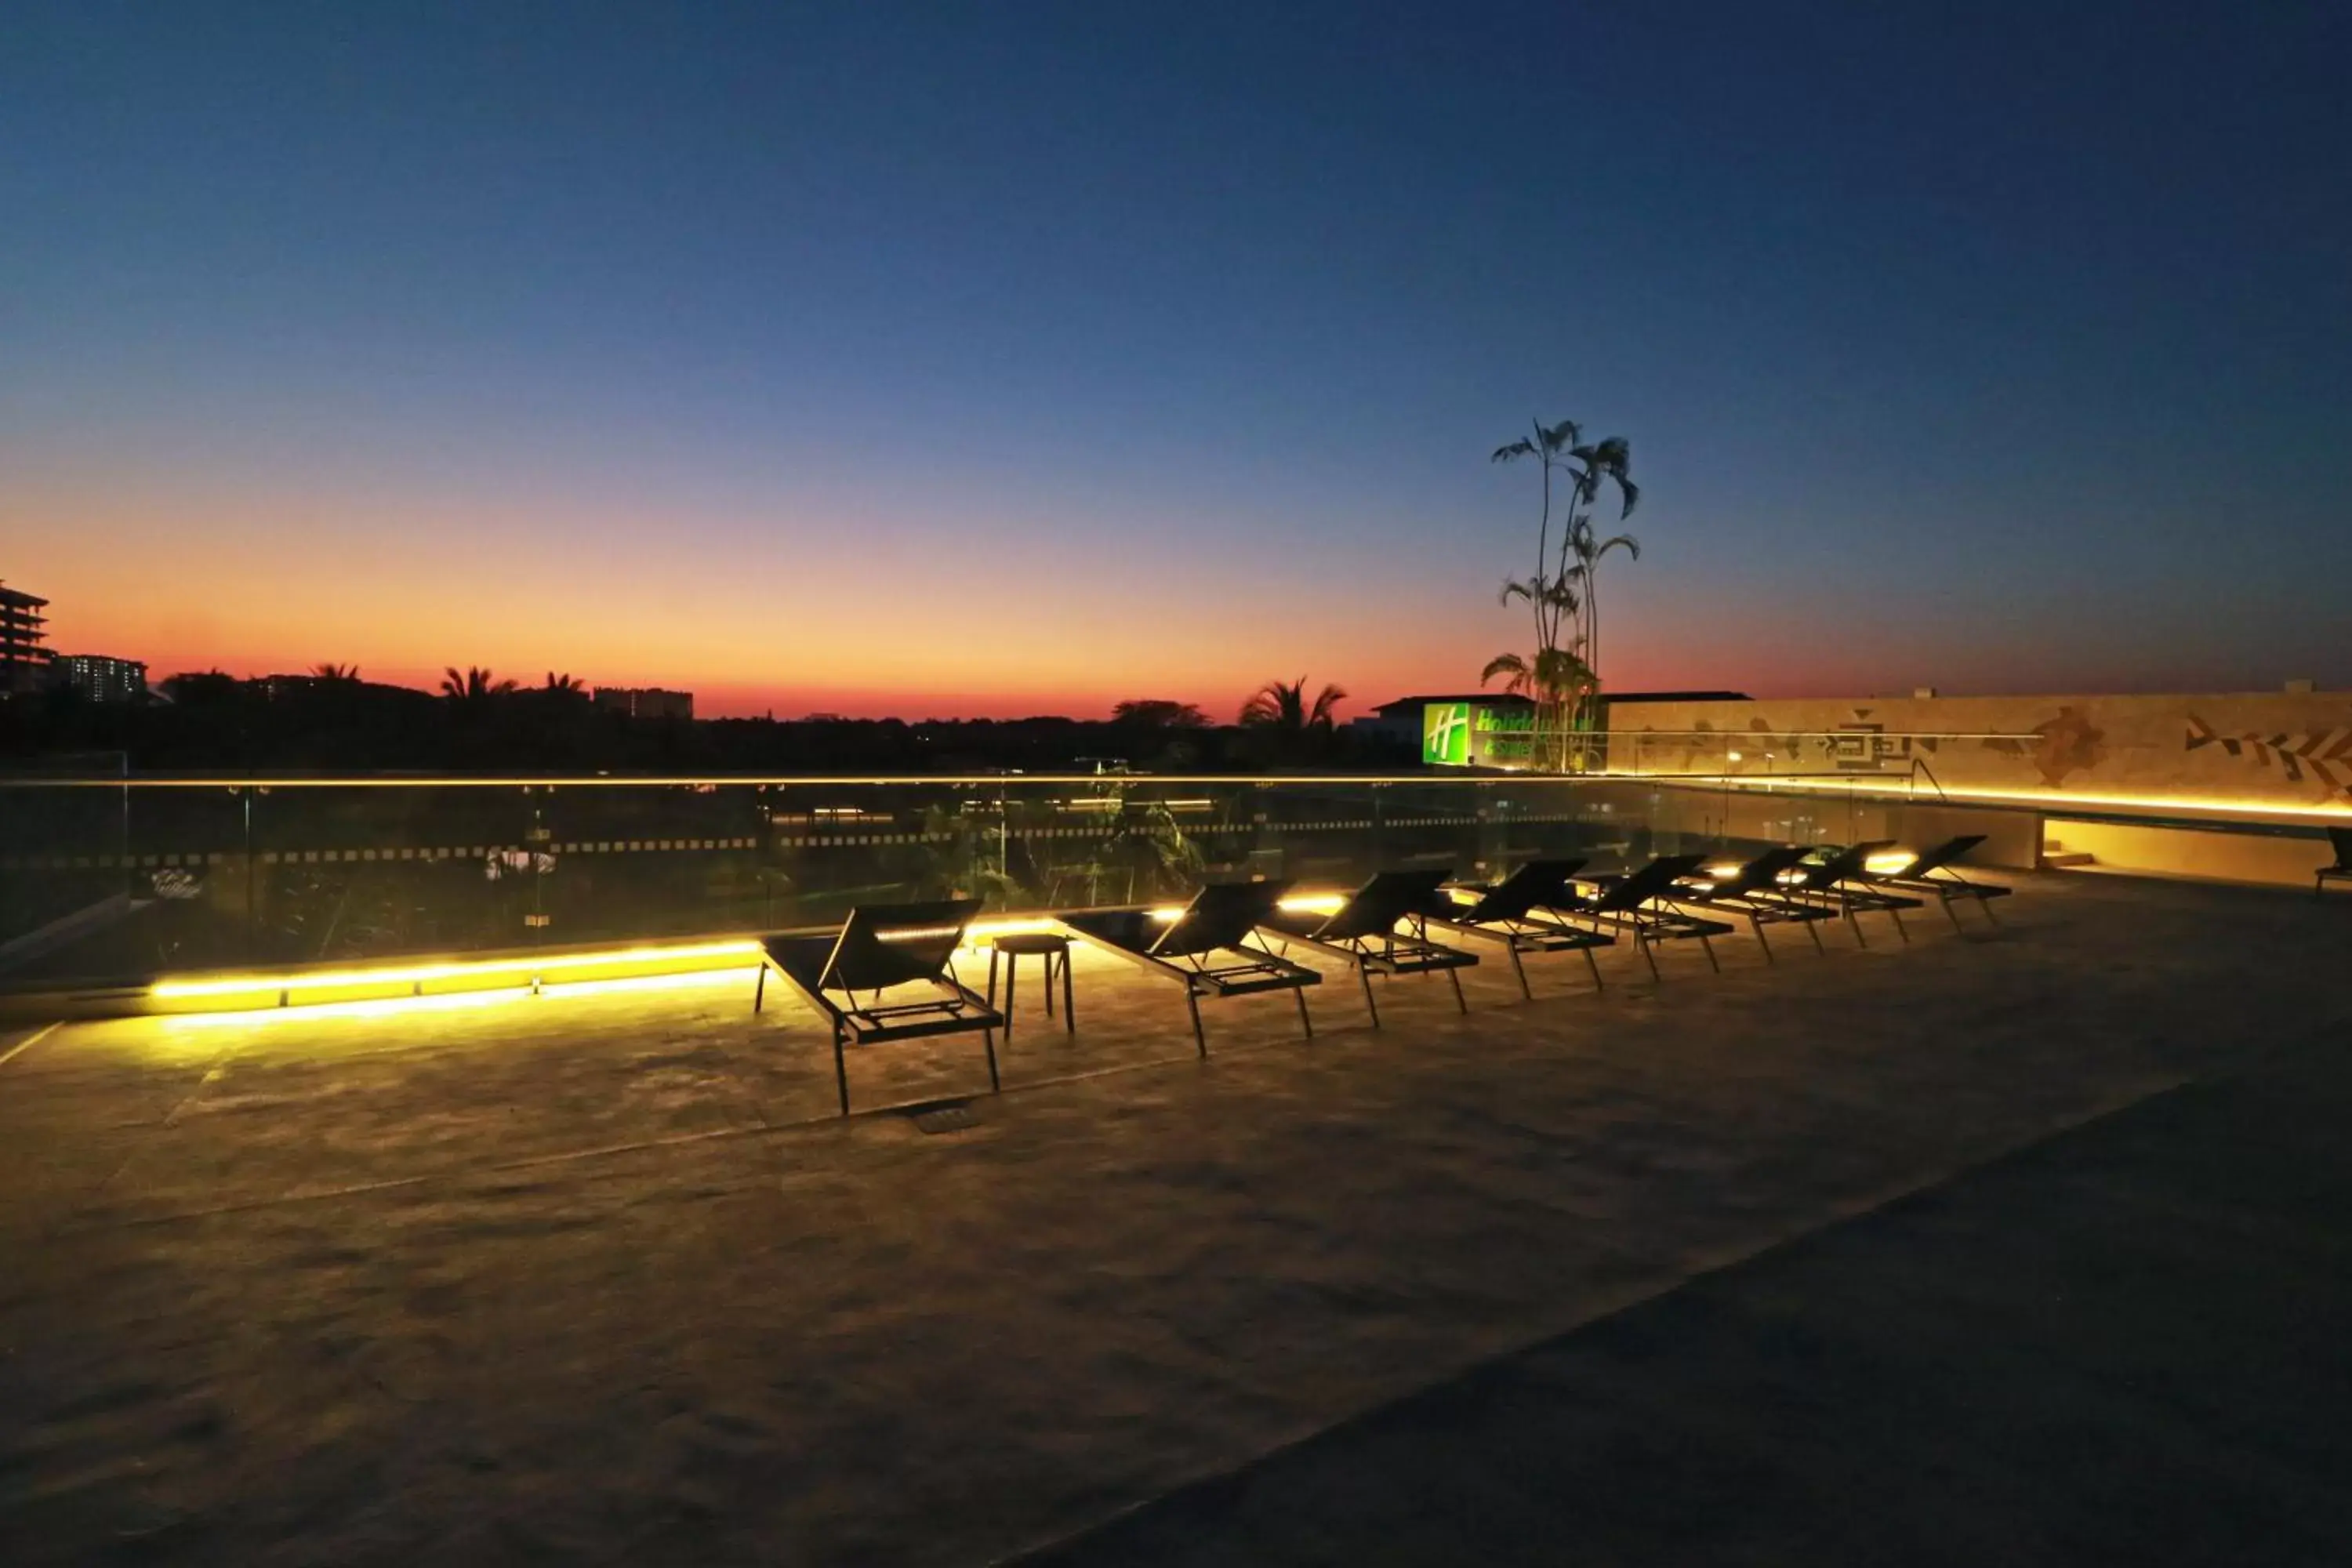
[1417,857,1613,998]
[2318,829,2352,900]
[1257,868,1479,1026]
[1766,840,1923,946]
[753,898,1004,1116]
[1557,855,1735,980]
[1060,881,1320,1054]
[1862,835,2013,929]
[1663,844,1840,961]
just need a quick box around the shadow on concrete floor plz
[1020,1041,2352,1567]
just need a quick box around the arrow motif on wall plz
[2185,715,2352,799]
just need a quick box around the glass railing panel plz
[1,782,131,954]
[242,783,525,968]
[1,782,253,980]
[3,773,1700,985]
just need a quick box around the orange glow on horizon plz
[0,471,1837,717]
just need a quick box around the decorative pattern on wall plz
[1981,706,2107,787]
[2185,716,2352,801]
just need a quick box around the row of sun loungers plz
[753,837,2013,1113]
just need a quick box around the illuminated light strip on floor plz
[160,966,761,1030]
[961,916,1064,943]
[146,895,1367,1014]
[151,939,764,1001]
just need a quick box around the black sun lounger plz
[1257,868,1479,1026]
[754,898,1004,1116]
[1767,840,1923,946]
[1418,857,1613,998]
[2323,829,2352,900]
[1556,854,1733,980]
[1060,880,1320,1055]
[1663,844,1840,961]
[1862,835,2012,929]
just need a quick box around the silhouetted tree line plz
[1,671,1413,774]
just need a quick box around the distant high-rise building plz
[52,653,150,704]
[593,686,694,720]
[0,581,53,695]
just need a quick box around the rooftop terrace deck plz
[2,872,2347,1563]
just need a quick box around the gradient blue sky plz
[4,1,2346,716]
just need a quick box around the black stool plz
[988,931,1074,1037]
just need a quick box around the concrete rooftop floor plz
[2,873,2348,1564]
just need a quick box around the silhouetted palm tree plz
[440,666,516,702]
[1238,677,1347,732]
[1480,649,1596,765]
[541,671,583,695]
[1490,417,1640,760]
[1479,648,1595,706]
[310,662,360,682]
[1559,434,1640,697]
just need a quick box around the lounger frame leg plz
[1582,945,1604,991]
[1507,941,1532,1000]
[1751,916,1774,964]
[1186,989,1207,1058]
[1061,950,1076,1032]
[1889,907,1910,944]
[1699,934,1720,974]
[831,1024,850,1117]
[982,1027,1000,1094]
[1941,891,1965,935]
[1637,932,1660,982]
[753,963,768,1014]
[1806,914,1826,953]
[1446,964,1468,1014]
[1294,986,1314,1039]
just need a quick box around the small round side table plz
[988,931,1075,1037]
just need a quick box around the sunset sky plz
[5,2,2346,719]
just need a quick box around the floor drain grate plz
[909,1102,981,1135]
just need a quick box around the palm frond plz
[1308,683,1348,728]
[1480,653,1531,692]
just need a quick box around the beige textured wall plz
[1608,691,2352,813]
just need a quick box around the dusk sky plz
[4,2,2345,718]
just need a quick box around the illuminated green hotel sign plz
[1421,702,1534,766]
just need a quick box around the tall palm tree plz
[1559,434,1640,697]
[1238,677,1346,731]
[310,662,360,682]
[1479,648,1596,706]
[1480,648,1595,766]
[440,666,516,702]
[1490,418,1640,762]
[541,671,583,695]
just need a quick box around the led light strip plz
[1625,772,2352,823]
[147,892,1363,1014]
[151,939,763,1000]
[162,966,760,1029]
